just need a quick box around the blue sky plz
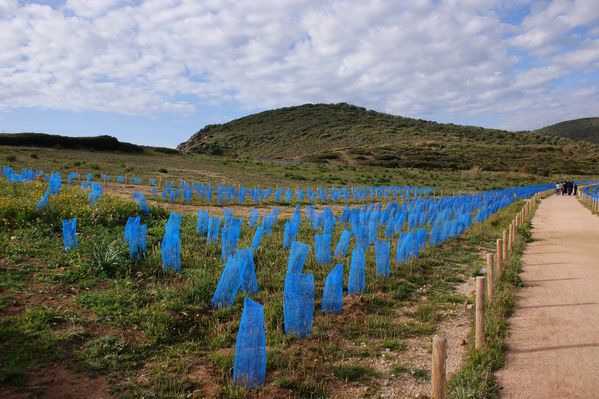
[1,0,598,148]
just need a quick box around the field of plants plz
[0,154,569,398]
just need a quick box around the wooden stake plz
[496,239,503,275]
[431,335,447,399]
[486,253,494,301]
[475,276,486,349]
[502,230,507,260]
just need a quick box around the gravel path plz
[497,195,599,399]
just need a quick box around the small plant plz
[158,168,168,173]
[381,340,406,351]
[89,163,100,170]
[88,240,129,277]
[390,363,410,376]
[30,153,38,159]
[5,155,16,162]
[332,364,380,382]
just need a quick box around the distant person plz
[556,182,561,195]
[573,183,578,196]
[568,181,574,195]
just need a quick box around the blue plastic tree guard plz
[207,216,222,243]
[233,297,266,388]
[248,209,260,227]
[287,241,309,274]
[348,247,365,294]
[222,218,242,261]
[375,240,391,277]
[62,218,78,252]
[133,191,150,215]
[48,172,62,195]
[322,263,344,314]
[161,212,181,272]
[251,226,264,249]
[283,273,314,337]
[354,225,369,250]
[124,216,147,260]
[283,219,300,249]
[334,229,351,258]
[89,182,103,204]
[196,210,209,235]
[211,255,241,308]
[238,248,259,295]
[36,190,50,209]
[314,233,332,265]
[395,232,410,264]
[283,221,292,249]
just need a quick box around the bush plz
[30,153,38,159]
[5,155,16,162]
[158,168,168,174]
[462,165,482,179]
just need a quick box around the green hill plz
[0,133,144,152]
[178,103,599,174]
[0,133,179,154]
[534,118,599,144]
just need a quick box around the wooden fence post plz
[432,335,447,399]
[486,253,494,301]
[475,276,486,349]
[502,230,507,260]
[496,239,503,275]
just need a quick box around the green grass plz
[0,167,548,398]
[0,307,74,383]
[1,144,594,194]
[331,364,381,382]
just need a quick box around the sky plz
[0,0,598,148]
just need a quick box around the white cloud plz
[0,0,597,131]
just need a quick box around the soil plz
[0,363,113,399]
[496,196,599,398]
[330,280,474,398]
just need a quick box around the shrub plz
[158,168,168,173]
[30,153,38,159]
[462,165,482,179]
[5,155,16,162]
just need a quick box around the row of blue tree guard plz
[55,182,554,387]
[3,167,557,388]
[4,166,439,205]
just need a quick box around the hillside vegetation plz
[0,133,179,154]
[534,117,599,144]
[0,133,145,152]
[178,103,599,174]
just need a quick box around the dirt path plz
[496,195,599,398]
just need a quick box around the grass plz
[0,307,74,383]
[0,158,554,398]
[331,364,381,382]
[1,144,594,194]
